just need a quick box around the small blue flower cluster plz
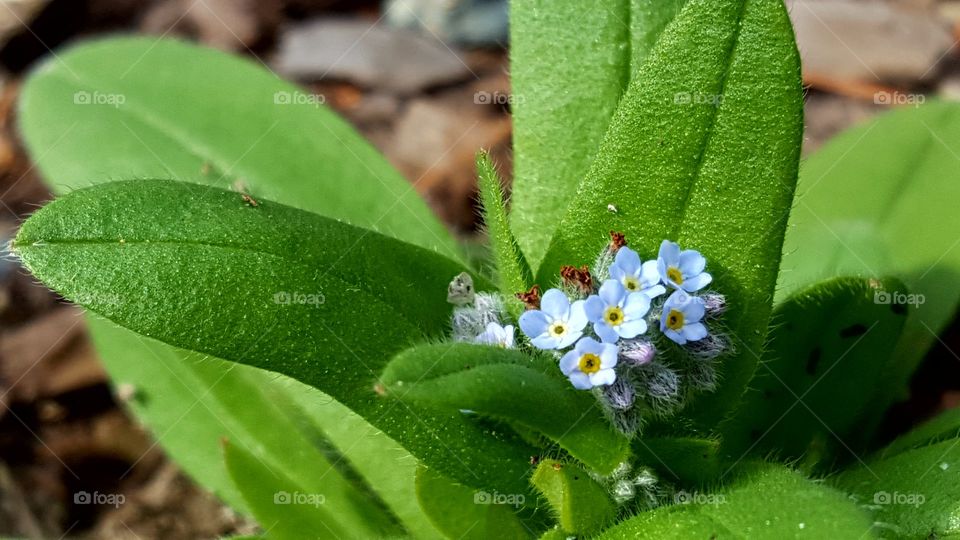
[519,240,717,391]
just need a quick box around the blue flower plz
[585,280,651,344]
[656,240,712,292]
[660,290,708,345]
[519,289,588,349]
[559,337,618,389]
[475,322,515,348]
[609,246,666,298]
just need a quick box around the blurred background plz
[0,0,957,537]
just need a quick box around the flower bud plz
[686,333,727,359]
[602,378,636,410]
[619,340,656,367]
[701,292,726,318]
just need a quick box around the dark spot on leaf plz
[891,303,907,316]
[806,347,822,375]
[763,390,774,400]
[750,429,761,441]
[573,475,579,480]
[839,324,868,338]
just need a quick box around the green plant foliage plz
[380,342,630,474]
[476,152,532,317]
[18,36,460,261]
[12,179,536,496]
[722,277,908,469]
[833,438,960,538]
[415,466,533,539]
[536,0,803,428]
[93,319,407,534]
[531,459,616,535]
[633,437,722,487]
[508,0,688,268]
[879,408,960,459]
[223,440,351,540]
[778,101,960,412]
[598,464,875,538]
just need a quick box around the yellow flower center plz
[666,309,685,331]
[604,306,625,327]
[623,276,640,291]
[667,266,684,284]
[549,322,567,337]
[578,353,602,374]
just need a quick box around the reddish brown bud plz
[560,265,593,295]
[515,284,541,310]
[609,230,627,252]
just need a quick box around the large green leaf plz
[415,466,534,540]
[18,36,459,261]
[509,0,689,268]
[13,179,534,496]
[598,464,875,538]
[531,459,616,535]
[833,438,960,539]
[223,441,351,540]
[778,101,960,408]
[879,408,960,459]
[94,319,417,535]
[380,343,630,474]
[537,0,803,428]
[721,277,908,470]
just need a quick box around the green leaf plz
[223,440,350,540]
[13,179,534,497]
[380,343,630,474]
[476,152,532,318]
[531,459,616,535]
[18,36,460,261]
[833,438,960,539]
[778,101,960,411]
[878,407,960,459]
[721,277,908,470]
[632,437,722,488]
[415,466,534,540]
[598,464,875,539]
[509,0,689,269]
[537,0,803,428]
[93,319,407,535]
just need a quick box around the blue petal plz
[622,292,651,318]
[567,300,589,331]
[584,295,606,323]
[599,343,619,368]
[540,289,570,319]
[594,322,620,344]
[589,368,617,387]
[617,319,647,339]
[559,349,580,375]
[658,240,681,266]
[568,371,593,390]
[678,249,706,276]
[680,296,706,322]
[681,322,708,342]
[680,272,713,293]
[556,329,583,349]
[664,328,686,345]
[614,246,641,274]
[519,310,549,339]
[576,336,604,355]
[599,279,625,307]
[532,334,560,349]
[643,284,667,299]
[640,259,661,286]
